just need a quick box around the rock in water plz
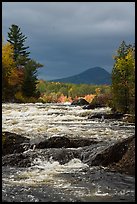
[109,137,135,176]
[71,98,89,106]
[85,135,135,176]
[2,132,30,155]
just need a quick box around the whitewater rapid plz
[2,103,135,202]
[2,102,134,141]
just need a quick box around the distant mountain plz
[50,67,111,85]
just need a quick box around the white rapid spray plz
[2,103,134,141]
[2,103,135,202]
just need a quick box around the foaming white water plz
[2,103,134,141]
[2,103,135,202]
[3,156,134,201]
[3,158,88,187]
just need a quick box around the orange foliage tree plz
[2,40,24,101]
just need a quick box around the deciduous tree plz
[111,41,135,114]
[2,41,16,100]
[2,40,25,101]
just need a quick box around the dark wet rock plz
[2,147,81,167]
[2,153,32,167]
[83,103,104,109]
[88,112,124,120]
[35,136,98,149]
[42,148,81,165]
[2,135,99,167]
[89,135,134,166]
[83,135,135,176]
[35,136,70,148]
[80,142,110,165]
[109,137,135,176]
[71,98,89,106]
[2,132,30,156]
[2,131,135,176]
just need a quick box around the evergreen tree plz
[22,59,43,97]
[113,40,132,59]
[7,24,30,66]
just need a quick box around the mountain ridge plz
[50,67,111,85]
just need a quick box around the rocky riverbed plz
[2,103,135,202]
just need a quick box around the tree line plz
[2,24,135,115]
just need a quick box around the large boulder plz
[2,132,30,156]
[83,135,135,176]
[35,136,98,149]
[71,98,89,106]
[109,137,135,175]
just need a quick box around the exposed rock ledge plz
[84,135,135,176]
[2,132,135,176]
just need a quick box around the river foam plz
[2,103,135,202]
[2,103,134,141]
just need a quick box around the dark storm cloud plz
[2,2,135,80]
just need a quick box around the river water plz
[2,103,135,202]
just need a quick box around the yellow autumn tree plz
[2,41,15,76]
[111,41,135,114]
[2,40,24,101]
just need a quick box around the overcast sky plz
[2,2,135,80]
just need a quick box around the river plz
[2,103,135,202]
